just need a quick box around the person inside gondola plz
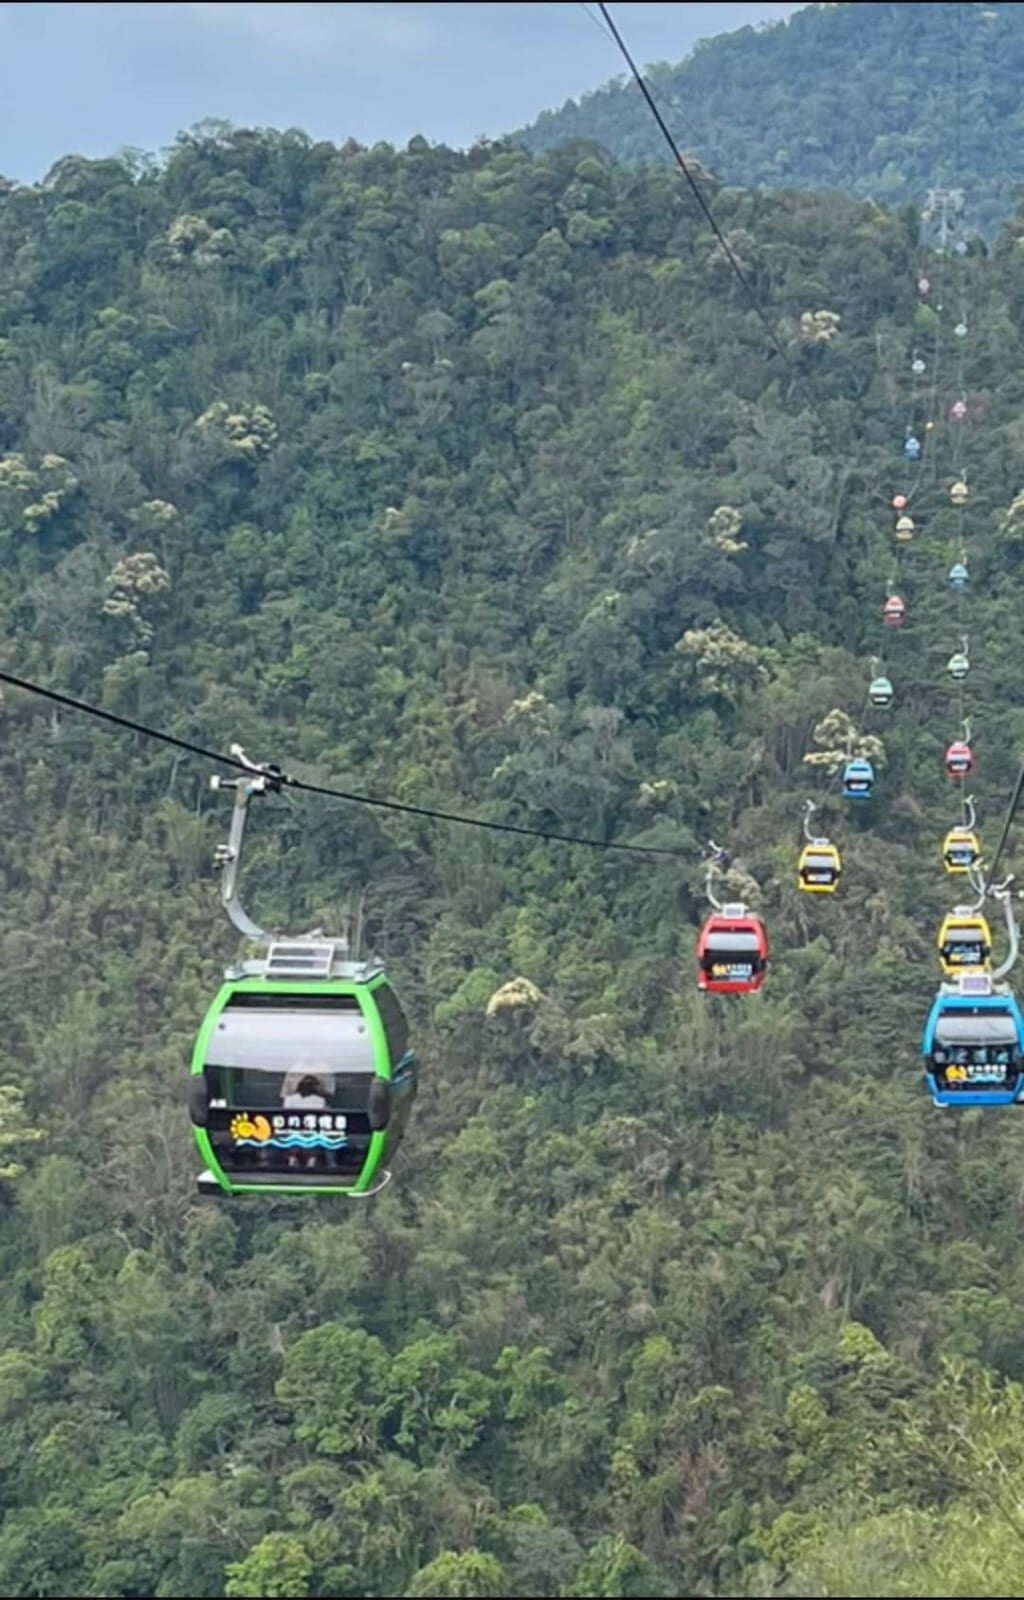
[282,1072,329,1110]
[281,1066,332,1168]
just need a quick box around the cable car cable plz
[0,666,698,861]
[980,753,1024,895]
[594,1,789,364]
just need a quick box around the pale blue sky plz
[0,2,801,183]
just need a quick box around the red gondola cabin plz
[697,905,769,995]
[946,741,973,779]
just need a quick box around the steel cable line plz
[0,667,698,861]
[942,14,971,835]
[875,244,947,710]
[981,754,1024,895]
[908,219,968,833]
[592,1,789,364]
[906,251,946,510]
[950,238,971,831]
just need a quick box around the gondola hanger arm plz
[210,748,284,944]
[992,879,1020,982]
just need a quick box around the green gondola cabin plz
[189,755,417,1198]
[190,941,416,1196]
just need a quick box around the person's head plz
[297,1075,323,1097]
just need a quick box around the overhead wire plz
[0,667,697,862]
[901,250,945,512]
[942,8,971,836]
[592,1,789,363]
[981,755,1024,895]
[950,222,970,833]
[874,246,945,736]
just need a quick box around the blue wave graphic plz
[236,1132,349,1150]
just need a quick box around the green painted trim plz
[190,981,236,1074]
[194,1128,231,1191]
[351,984,389,1195]
[353,1130,385,1193]
[190,982,237,1187]
[355,985,392,1081]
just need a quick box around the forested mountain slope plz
[519,2,1021,234]
[3,127,1024,1596]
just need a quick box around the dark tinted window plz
[941,939,988,962]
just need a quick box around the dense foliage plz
[519,1,1022,234]
[3,122,1024,1596]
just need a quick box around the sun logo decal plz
[229,1113,272,1143]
